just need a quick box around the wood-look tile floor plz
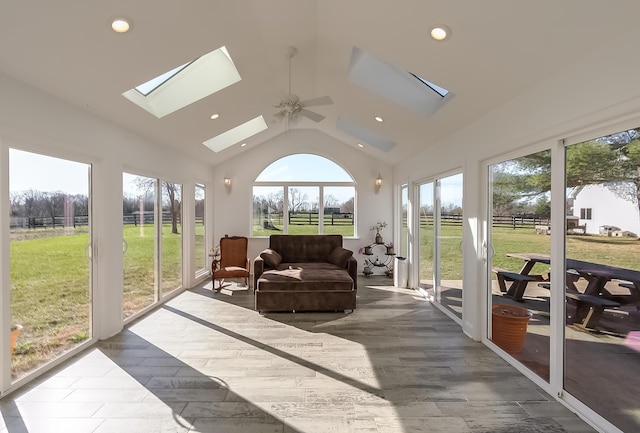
[0,277,597,433]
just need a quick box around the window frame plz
[252,180,356,237]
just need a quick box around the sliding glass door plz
[8,149,92,382]
[563,128,640,432]
[122,174,183,320]
[487,150,551,381]
[122,173,157,319]
[437,174,464,318]
[195,183,206,276]
[418,173,464,319]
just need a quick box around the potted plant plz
[363,259,373,277]
[386,242,394,255]
[371,221,387,244]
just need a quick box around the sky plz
[9,148,89,195]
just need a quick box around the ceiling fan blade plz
[301,95,333,107]
[300,108,325,122]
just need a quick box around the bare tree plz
[288,188,309,213]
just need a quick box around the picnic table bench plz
[565,292,620,329]
[492,267,538,301]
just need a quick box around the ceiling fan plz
[273,46,333,129]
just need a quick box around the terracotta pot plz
[491,304,532,354]
[10,325,22,354]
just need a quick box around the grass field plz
[418,225,640,280]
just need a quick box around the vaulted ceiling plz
[1,1,638,166]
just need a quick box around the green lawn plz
[418,225,640,280]
[10,224,183,378]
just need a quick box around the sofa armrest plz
[253,256,264,289]
[347,256,358,291]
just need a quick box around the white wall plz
[210,128,393,268]
[0,72,213,342]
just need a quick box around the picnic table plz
[499,252,640,328]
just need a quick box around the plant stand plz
[361,242,395,276]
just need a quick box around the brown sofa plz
[253,234,357,313]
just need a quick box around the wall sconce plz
[224,177,231,192]
[375,173,383,191]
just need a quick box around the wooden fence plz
[413,214,550,229]
[288,212,354,226]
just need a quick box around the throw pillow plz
[260,248,282,268]
[327,247,353,268]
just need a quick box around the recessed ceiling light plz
[429,25,451,41]
[210,113,220,120]
[357,143,364,148]
[111,19,130,33]
[374,116,384,123]
[240,142,247,147]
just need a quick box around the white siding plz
[572,184,640,236]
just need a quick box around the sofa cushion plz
[269,234,343,263]
[257,267,353,292]
[327,247,353,268]
[276,262,343,271]
[260,248,282,268]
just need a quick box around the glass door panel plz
[437,173,464,318]
[9,149,92,382]
[418,182,435,290]
[488,150,551,382]
[122,173,157,319]
[195,184,206,275]
[400,185,408,259]
[161,181,182,297]
[563,129,640,432]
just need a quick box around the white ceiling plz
[1,0,638,166]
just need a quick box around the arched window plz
[252,154,355,237]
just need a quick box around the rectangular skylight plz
[348,47,452,117]
[203,116,268,153]
[135,61,192,96]
[409,72,449,97]
[123,46,241,118]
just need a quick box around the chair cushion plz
[260,248,282,268]
[327,246,353,268]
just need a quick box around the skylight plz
[409,72,449,97]
[348,47,452,117]
[203,116,268,153]
[134,62,192,96]
[122,46,241,118]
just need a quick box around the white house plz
[572,184,640,236]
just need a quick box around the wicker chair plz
[212,235,250,291]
